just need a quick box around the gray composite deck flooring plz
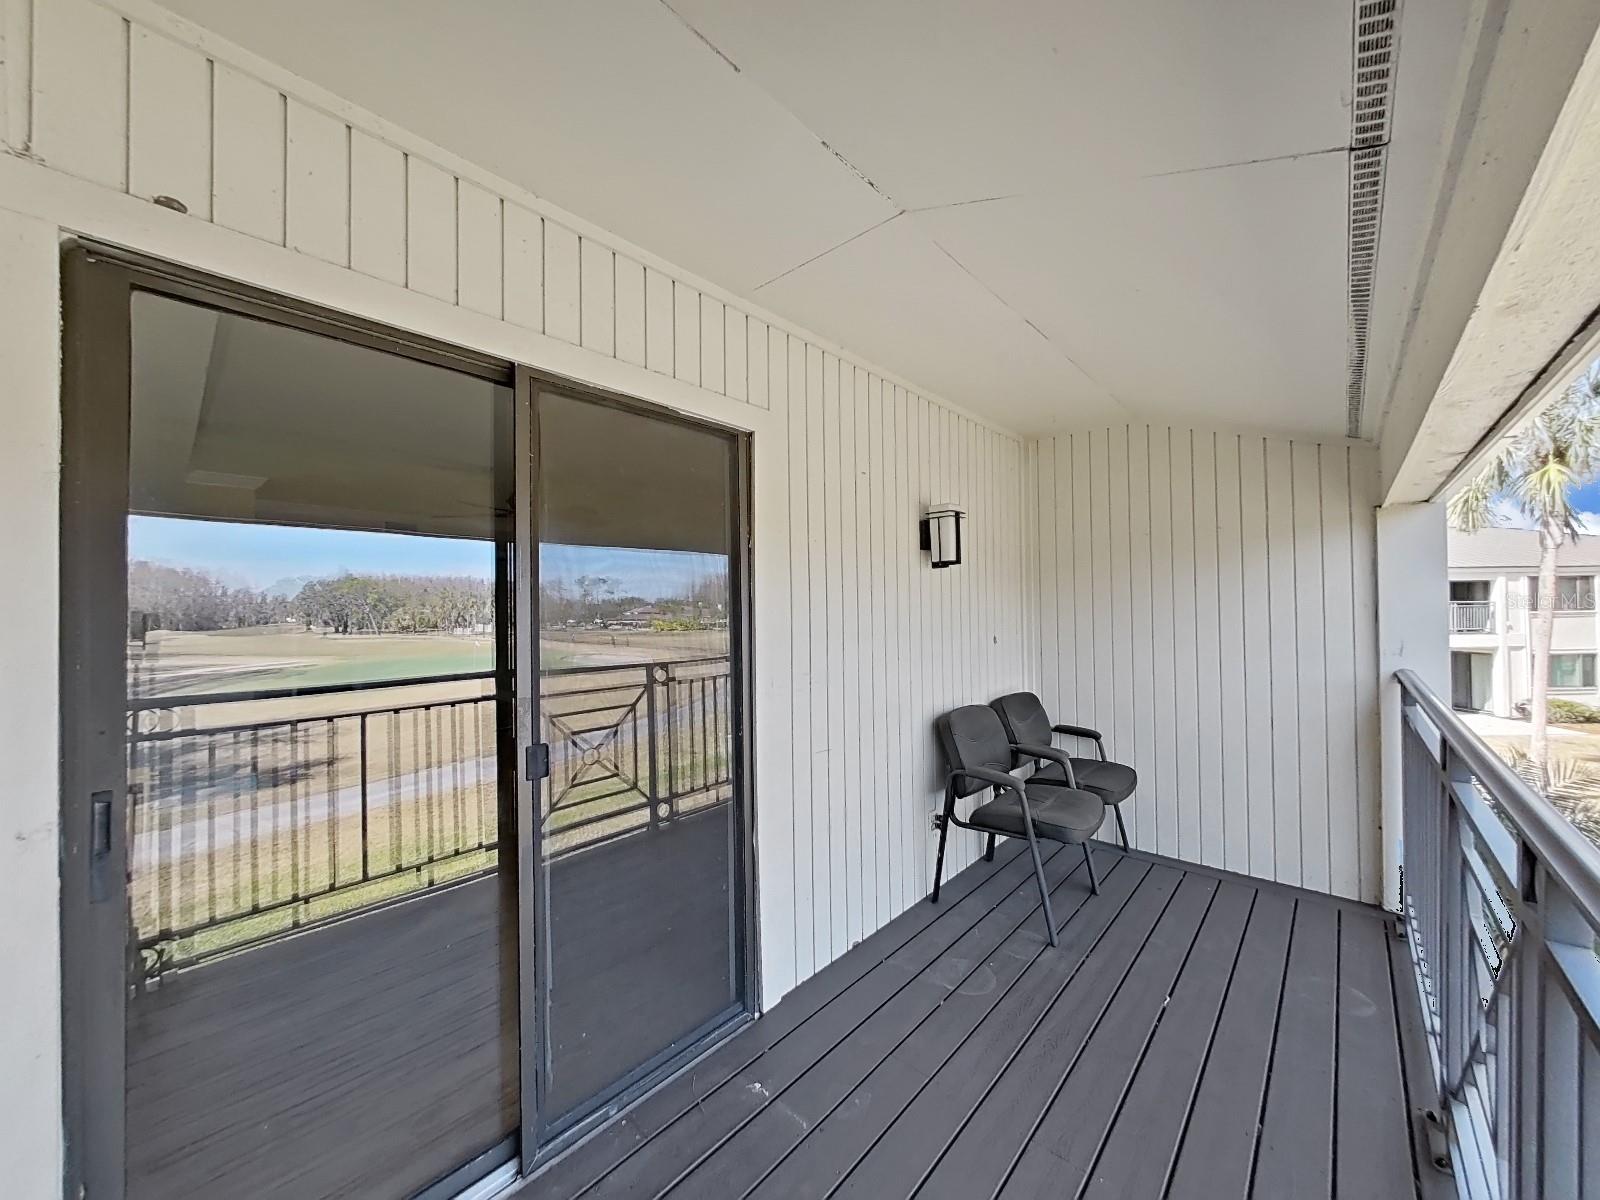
[528,840,1450,1199]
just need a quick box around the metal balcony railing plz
[1450,600,1494,633]
[1396,669,1600,1198]
[127,655,733,975]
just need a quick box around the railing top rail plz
[1396,668,1600,929]
[538,654,730,678]
[126,653,732,710]
[128,668,499,711]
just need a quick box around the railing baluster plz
[250,729,261,914]
[646,665,660,822]
[1543,966,1581,1198]
[388,710,401,873]
[203,740,217,929]
[452,702,463,855]
[359,712,370,881]
[231,730,243,914]
[327,718,338,891]
[473,700,486,849]
[288,723,301,927]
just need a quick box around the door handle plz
[89,790,113,903]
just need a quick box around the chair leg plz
[984,832,996,862]
[1025,833,1059,948]
[1114,806,1129,852]
[931,814,951,904]
[1082,841,1100,895]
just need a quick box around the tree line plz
[130,560,732,636]
[539,570,729,628]
[130,561,493,635]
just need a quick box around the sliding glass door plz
[60,250,751,1199]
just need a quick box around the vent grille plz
[1352,0,1400,146]
[1346,0,1401,437]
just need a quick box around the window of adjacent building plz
[1527,574,1596,611]
[1549,652,1598,690]
[1450,579,1491,601]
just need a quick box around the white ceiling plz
[159,0,1472,437]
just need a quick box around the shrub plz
[1548,698,1600,723]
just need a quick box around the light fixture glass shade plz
[922,502,965,568]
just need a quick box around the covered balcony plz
[11,1,1600,1199]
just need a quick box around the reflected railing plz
[128,655,733,976]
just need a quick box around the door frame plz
[58,243,759,1195]
[515,367,759,1160]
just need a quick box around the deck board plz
[524,844,1444,1200]
[1252,899,1340,1198]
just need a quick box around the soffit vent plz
[1346,0,1401,437]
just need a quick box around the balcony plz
[524,841,1449,1199]
[1451,601,1496,634]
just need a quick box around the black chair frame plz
[1051,722,1130,851]
[931,763,1099,949]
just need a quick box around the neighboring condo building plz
[1449,527,1600,714]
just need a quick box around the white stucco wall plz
[1377,501,1451,910]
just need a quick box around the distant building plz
[611,605,669,629]
[1448,527,1600,714]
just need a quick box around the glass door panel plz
[533,387,747,1135]
[123,291,518,1199]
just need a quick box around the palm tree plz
[1449,363,1600,785]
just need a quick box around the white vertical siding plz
[12,0,916,422]
[405,157,456,303]
[9,0,1036,1006]
[1029,427,1383,903]
[212,66,285,243]
[284,99,348,265]
[127,28,211,219]
[348,132,405,284]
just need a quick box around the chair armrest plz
[1010,742,1078,789]
[947,765,1025,799]
[1052,723,1107,761]
[1052,723,1102,740]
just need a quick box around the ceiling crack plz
[930,239,1114,396]
[905,193,1023,213]
[818,140,898,208]
[658,0,741,72]
[753,213,905,292]
[1143,144,1351,178]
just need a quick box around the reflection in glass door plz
[119,288,518,1199]
[531,386,749,1138]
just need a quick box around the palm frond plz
[1448,358,1600,538]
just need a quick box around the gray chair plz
[932,705,1105,946]
[991,691,1138,851]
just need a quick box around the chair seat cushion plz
[1035,758,1137,804]
[969,782,1104,844]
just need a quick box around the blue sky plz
[129,515,721,598]
[1574,480,1600,512]
[1489,478,1600,529]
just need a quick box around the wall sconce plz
[920,502,965,569]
